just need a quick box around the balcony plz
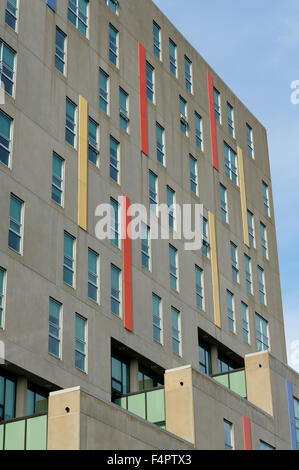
[212,368,247,399]
[0,413,47,450]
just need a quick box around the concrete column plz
[130,359,139,393]
[15,376,28,418]
[211,345,218,375]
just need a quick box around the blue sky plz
[154,0,299,370]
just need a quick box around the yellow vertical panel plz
[237,146,250,247]
[208,211,221,329]
[78,96,88,230]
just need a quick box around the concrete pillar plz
[130,359,139,393]
[15,376,28,418]
[245,351,273,416]
[211,345,218,375]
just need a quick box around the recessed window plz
[179,96,188,135]
[99,69,109,114]
[105,0,118,14]
[111,264,121,317]
[51,152,64,206]
[262,181,270,217]
[260,222,268,258]
[88,248,99,303]
[169,39,177,76]
[68,0,88,37]
[224,420,234,450]
[220,183,228,222]
[0,268,6,329]
[109,24,118,67]
[0,373,15,421]
[241,302,249,344]
[198,339,211,375]
[141,223,151,270]
[258,266,266,305]
[201,217,209,257]
[48,298,61,359]
[156,123,165,165]
[152,293,162,343]
[146,62,155,103]
[119,88,129,132]
[110,136,120,183]
[255,313,269,351]
[184,56,192,92]
[227,103,234,137]
[153,21,161,59]
[8,194,23,254]
[65,98,77,147]
[195,266,204,310]
[0,110,12,167]
[224,142,238,184]
[149,170,158,215]
[169,244,178,291]
[167,186,175,229]
[226,290,235,333]
[5,0,18,31]
[259,440,275,450]
[88,117,99,166]
[194,112,203,150]
[26,386,48,415]
[247,210,255,247]
[189,155,198,195]
[244,254,253,294]
[63,232,75,287]
[171,307,181,356]
[213,88,221,123]
[0,40,16,96]
[55,27,66,74]
[75,314,87,372]
[110,198,119,247]
[246,124,254,158]
[230,242,239,283]
[111,354,129,400]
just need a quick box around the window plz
[63,232,75,287]
[244,254,252,294]
[153,22,161,59]
[55,27,66,74]
[169,39,177,76]
[109,24,118,67]
[156,123,165,165]
[141,223,150,270]
[241,302,249,343]
[0,40,16,96]
[198,339,211,375]
[171,307,181,356]
[224,142,238,184]
[230,242,239,283]
[246,124,254,158]
[138,368,163,391]
[220,184,228,222]
[294,397,299,445]
[224,420,234,450]
[0,110,12,167]
[0,268,6,329]
[68,0,88,37]
[169,244,178,291]
[110,136,119,183]
[214,88,221,123]
[262,181,270,217]
[5,0,18,31]
[149,170,158,214]
[227,103,234,137]
[146,62,154,103]
[202,217,209,257]
[119,88,129,132]
[247,210,255,247]
[227,290,235,333]
[167,186,175,229]
[195,266,204,310]
[8,194,23,254]
[105,0,118,14]
[65,98,76,147]
[110,198,119,247]
[260,222,268,258]
[52,152,64,206]
[260,441,275,450]
[99,69,109,114]
[189,155,198,195]
[111,265,121,317]
[218,353,236,373]
[88,117,99,166]
[48,298,61,358]
[179,96,188,135]
[111,355,129,400]
[88,248,99,302]
[0,373,15,421]
[184,56,192,92]
[194,112,203,150]
[75,314,87,372]
[258,266,266,305]
[255,313,269,351]
[152,293,162,343]
[26,387,48,415]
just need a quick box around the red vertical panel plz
[122,194,133,332]
[207,70,218,170]
[242,416,252,450]
[138,42,148,156]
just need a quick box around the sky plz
[153,0,299,370]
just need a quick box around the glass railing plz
[0,413,47,450]
[212,369,247,399]
[114,387,165,428]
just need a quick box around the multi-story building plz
[0,0,298,451]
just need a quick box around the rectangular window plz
[258,266,266,305]
[110,136,119,183]
[119,88,129,132]
[63,232,75,287]
[105,0,118,14]
[149,170,158,214]
[246,124,254,158]
[169,39,177,76]
[111,265,121,317]
[8,194,23,254]
[194,112,203,150]
[255,313,269,351]
[202,217,209,257]
[171,307,181,356]
[227,290,235,333]
[244,254,252,294]
[99,69,109,114]
[26,387,48,416]
[0,110,12,167]
[156,123,165,165]
[153,21,161,59]
[65,98,77,147]
[68,0,88,37]
[55,27,66,74]
[179,96,188,135]
[184,55,192,92]
[141,223,150,270]
[52,152,64,206]
[220,183,228,222]
[88,117,99,166]
[0,373,15,421]
[48,298,61,358]
[167,186,175,229]
[230,242,239,283]
[227,103,234,137]
[169,244,178,291]
[75,314,87,372]
[259,441,275,450]
[260,222,268,258]
[224,420,234,450]
[262,181,270,217]
[241,302,249,344]
[0,268,6,329]
[88,248,98,303]
[293,397,299,445]
[189,155,198,195]
[247,210,255,247]
[198,339,211,375]
[195,266,204,310]
[224,142,238,184]
[152,293,162,343]
[5,0,18,31]
[109,24,118,66]
[110,198,119,247]
[0,40,16,96]
[214,88,221,123]
[146,62,155,103]
[111,355,129,399]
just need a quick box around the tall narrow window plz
[149,170,158,214]
[220,184,228,222]
[110,198,119,247]
[141,223,150,270]
[224,420,234,450]
[55,27,66,74]
[68,0,88,37]
[88,117,99,166]
[156,123,165,165]
[152,293,162,343]
[0,110,12,167]
[179,96,188,135]
[75,314,87,372]
[65,98,77,147]
[213,88,221,123]
[262,181,270,217]
[258,266,266,305]
[109,24,118,66]
[146,62,154,103]
[167,186,175,229]
[0,40,16,96]
[119,88,129,132]
[195,266,204,310]
[110,136,119,183]
[230,242,239,283]
[99,69,109,114]
[105,0,118,14]
[247,210,255,247]
[88,248,98,303]
[111,355,129,399]
[111,265,121,317]
[224,143,238,184]
[48,298,61,359]
[153,21,161,59]
[5,0,18,31]
[0,374,15,421]
[293,397,299,446]
[255,313,269,351]
[189,155,198,195]
[227,103,234,137]
[227,290,235,333]
[244,254,252,294]
[260,222,268,258]
[198,339,211,375]
[171,307,181,356]
[52,152,64,206]
[202,217,209,257]
[246,124,254,158]
[0,268,6,329]
[194,112,203,150]
[169,244,178,291]
[184,55,192,92]
[169,39,177,76]
[8,194,23,254]
[63,232,75,287]
[241,302,249,344]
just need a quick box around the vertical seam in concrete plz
[242,416,252,450]
[237,146,250,247]
[122,194,133,332]
[207,71,218,170]
[208,211,221,328]
[138,42,148,155]
[78,96,88,231]
[286,379,297,450]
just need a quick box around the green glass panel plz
[0,424,3,450]
[147,389,165,423]
[214,374,229,388]
[229,371,247,398]
[127,393,146,420]
[4,420,25,450]
[115,397,127,409]
[26,415,47,450]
